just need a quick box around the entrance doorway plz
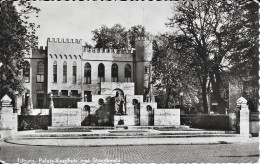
[81,105,91,126]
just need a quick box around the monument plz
[47,82,181,127]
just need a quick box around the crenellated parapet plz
[29,46,47,58]
[32,46,47,52]
[82,47,134,54]
[47,38,82,44]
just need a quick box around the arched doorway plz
[81,105,91,126]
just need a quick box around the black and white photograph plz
[0,0,259,163]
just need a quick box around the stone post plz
[0,95,17,140]
[237,97,250,137]
[49,93,54,127]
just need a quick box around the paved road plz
[0,141,259,163]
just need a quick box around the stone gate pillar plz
[237,97,250,137]
[0,95,17,139]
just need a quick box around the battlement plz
[135,36,150,42]
[82,47,134,54]
[32,46,47,52]
[47,38,82,44]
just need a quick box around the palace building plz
[20,37,154,115]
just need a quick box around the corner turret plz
[134,36,153,101]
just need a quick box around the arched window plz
[53,61,57,82]
[37,61,44,82]
[98,63,105,82]
[73,62,77,83]
[125,64,131,82]
[111,63,118,82]
[63,61,67,83]
[23,61,30,83]
[84,63,91,84]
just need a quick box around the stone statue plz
[115,91,125,115]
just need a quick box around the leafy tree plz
[0,1,40,100]
[152,34,200,108]
[83,42,93,49]
[92,24,127,49]
[228,2,259,110]
[128,25,147,48]
[167,1,258,113]
[152,35,180,108]
[92,24,147,49]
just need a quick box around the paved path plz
[0,141,259,163]
[4,136,259,146]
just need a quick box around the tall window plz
[125,64,131,82]
[37,90,44,108]
[37,61,44,82]
[111,63,118,82]
[84,63,91,84]
[23,61,30,83]
[63,62,67,83]
[53,61,57,82]
[73,62,77,83]
[98,63,105,82]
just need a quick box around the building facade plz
[20,37,153,113]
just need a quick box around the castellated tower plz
[134,37,153,102]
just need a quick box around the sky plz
[29,1,175,46]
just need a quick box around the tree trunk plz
[201,82,208,113]
[165,87,171,108]
[209,70,226,114]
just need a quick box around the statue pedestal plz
[114,115,135,126]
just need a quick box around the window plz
[71,90,78,97]
[63,62,67,83]
[53,61,57,82]
[37,90,44,108]
[61,90,68,96]
[51,90,59,96]
[98,63,105,82]
[84,63,91,84]
[23,61,30,83]
[111,63,118,82]
[73,62,77,83]
[37,61,44,82]
[125,64,131,82]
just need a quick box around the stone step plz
[47,126,115,130]
[16,130,237,138]
[47,125,191,131]
[15,133,240,139]
[125,125,191,130]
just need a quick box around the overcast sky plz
[29,1,174,46]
